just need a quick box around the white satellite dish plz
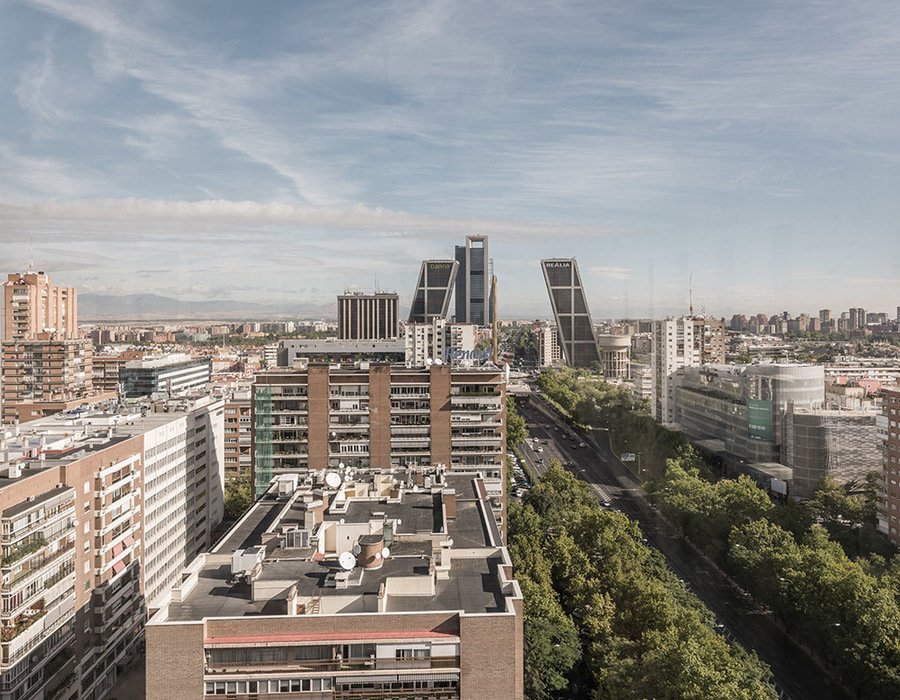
[338,552,357,570]
[375,551,382,560]
[325,472,341,488]
[338,462,345,470]
[344,475,352,483]
[434,358,443,366]
[352,543,361,555]
[425,358,433,366]
[381,547,391,559]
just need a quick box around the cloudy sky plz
[1,0,899,319]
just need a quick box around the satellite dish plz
[325,472,341,489]
[338,552,357,570]
[352,543,361,555]
[344,475,352,483]
[338,462,345,470]
[434,358,443,366]
[425,358,433,366]
[381,547,391,559]
[375,551,382,560]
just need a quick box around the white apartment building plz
[536,324,561,368]
[404,320,477,367]
[652,318,700,427]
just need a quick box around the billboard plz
[747,399,774,441]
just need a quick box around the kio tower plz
[540,258,601,368]
[454,235,492,326]
[408,259,459,323]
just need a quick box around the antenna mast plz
[491,274,498,365]
[689,273,694,317]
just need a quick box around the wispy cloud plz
[588,266,632,281]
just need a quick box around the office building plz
[1,271,77,342]
[145,465,523,700]
[252,366,506,512]
[408,260,459,324]
[540,259,601,368]
[92,349,146,393]
[278,339,407,367]
[454,236,492,326]
[0,393,224,700]
[120,353,212,397]
[673,363,826,482]
[536,324,561,368]
[404,320,477,367]
[1,336,97,424]
[783,406,881,499]
[338,293,400,341]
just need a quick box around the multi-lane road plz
[515,395,851,700]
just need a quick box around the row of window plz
[206,678,332,694]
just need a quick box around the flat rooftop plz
[164,468,516,623]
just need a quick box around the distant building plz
[651,316,726,427]
[540,258,601,368]
[92,349,146,393]
[145,465,523,700]
[338,292,400,340]
[120,354,212,397]
[408,260,459,323]
[455,236,492,326]
[1,270,77,342]
[404,319,477,367]
[783,406,881,499]
[1,336,96,424]
[224,387,252,480]
[535,324,561,368]
[596,334,631,380]
[278,339,406,366]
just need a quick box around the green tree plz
[224,477,253,520]
[506,397,527,450]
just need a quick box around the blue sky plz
[1,0,899,319]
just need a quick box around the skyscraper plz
[540,258,601,368]
[408,259,459,323]
[454,235,491,326]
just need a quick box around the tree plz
[506,397,527,450]
[224,477,253,520]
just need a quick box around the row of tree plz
[651,451,900,699]
[510,461,777,699]
[536,367,684,479]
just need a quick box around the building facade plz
[408,260,459,324]
[1,337,94,424]
[1,271,77,342]
[540,259,601,368]
[252,365,506,499]
[596,334,631,380]
[224,388,252,481]
[338,293,400,341]
[120,354,212,397]
[403,320,477,367]
[0,393,224,700]
[535,325,561,368]
[145,466,523,700]
[878,390,900,546]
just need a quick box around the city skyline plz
[1,1,900,317]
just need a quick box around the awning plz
[112,543,123,556]
[112,560,125,574]
[123,535,134,547]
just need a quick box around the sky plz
[1,0,899,320]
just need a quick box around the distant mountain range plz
[79,293,334,321]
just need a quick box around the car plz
[578,442,587,448]
[536,446,543,452]
[536,457,544,464]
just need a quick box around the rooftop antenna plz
[29,237,34,272]
[689,273,694,317]
[491,274,499,365]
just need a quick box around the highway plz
[515,395,851,700]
